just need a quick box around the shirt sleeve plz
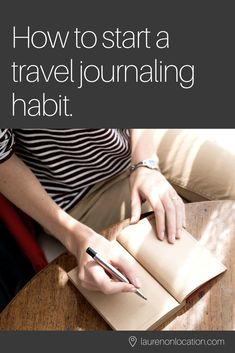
[0,129,15,163]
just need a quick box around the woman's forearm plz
[130,129,159,164]
[0,148,142,295]
[0,154,92,252]
[129,129,185,242]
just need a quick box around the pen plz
[86,247,147,301]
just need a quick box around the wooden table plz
[0,200,234,330]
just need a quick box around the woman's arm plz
[0,154,83,245]
[130,129,186,243]
[130,129,160,164]
[0,154,139,294]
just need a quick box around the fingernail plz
[134,277,141,288]
[169,234,175,243]
[159,231,165,240]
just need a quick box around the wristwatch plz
[130,159,160,173]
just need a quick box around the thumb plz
[130,190,142,224]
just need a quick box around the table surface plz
[0,200,234,330]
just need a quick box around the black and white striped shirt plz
[0,129,131,210]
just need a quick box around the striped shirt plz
[0,129,131,210]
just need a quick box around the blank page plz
[68,242,180,330]
[117,215,226,303]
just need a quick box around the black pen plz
[86,247,147,300]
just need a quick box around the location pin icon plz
[129,336,137,347]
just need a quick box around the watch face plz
[130,159,159,172]
[143,159,157,168]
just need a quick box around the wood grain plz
[0,200,234,330]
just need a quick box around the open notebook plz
[68,214,226,330]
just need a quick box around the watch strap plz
[130,159,160,173]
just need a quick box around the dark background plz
[1,0,234,126]
[1,2,235,351]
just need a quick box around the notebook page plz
[68,242,180,330]
[117,215,226,303]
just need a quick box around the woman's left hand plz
[129,167,186,243]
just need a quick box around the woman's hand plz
[68,227,141,294]
[0,152,140,296]
[129,168,186,243]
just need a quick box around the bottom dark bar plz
[0,331,234,353]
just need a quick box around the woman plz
[0,128,185,294]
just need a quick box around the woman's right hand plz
[68,226,141,295]
[0,153,139,295]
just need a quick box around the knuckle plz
[165,204,174,212]
[156,207,165,215]
[131,187,139,196]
